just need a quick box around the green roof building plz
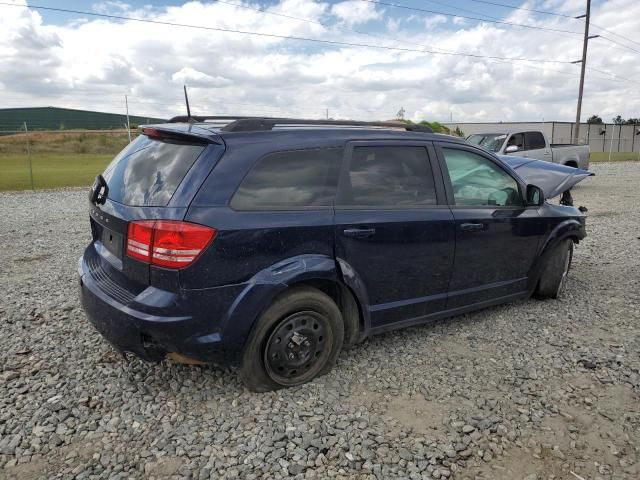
[0,107,166,132]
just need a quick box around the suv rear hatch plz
[86,125,224,297]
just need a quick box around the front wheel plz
[534,239,573,299]
[239,287,344,392]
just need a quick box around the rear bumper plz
[78,254,273,367]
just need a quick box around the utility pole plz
[572,0,599,144]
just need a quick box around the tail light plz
[126,220,216,269]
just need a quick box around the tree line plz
[587,114,640,125]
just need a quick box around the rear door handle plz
[460,223,484,232]
[343,227,376,238]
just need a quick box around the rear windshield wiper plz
[89,174,109,205]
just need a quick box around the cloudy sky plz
[1,0,638,123]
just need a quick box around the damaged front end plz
[499,156,594,207]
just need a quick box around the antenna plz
[183,85,194,122]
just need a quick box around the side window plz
[442,148,522,207]
[231,148,341,209]
[341,146,437,207]
[506,133,524,151]
[525,131,546,150]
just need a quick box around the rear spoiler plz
[140,125,222,144]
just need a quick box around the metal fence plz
[444,121,640,154]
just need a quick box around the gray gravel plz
[1,162,639,480]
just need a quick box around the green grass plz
[0,130,130,191]
[590,152,640,162]
[0,154,112,191]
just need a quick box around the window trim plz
[228,146,343,211]
[335,140,447,210]
[434,142,529,209]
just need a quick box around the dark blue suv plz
[79,117,587,391]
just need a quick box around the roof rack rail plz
[166,116,433,133]
[167,115,256,123]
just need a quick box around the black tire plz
[534,239,573,299]
[239,286,344,392]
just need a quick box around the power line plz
[469,0,575,18]
[213,0,627,85]
[593,34,640,56]
[2,1,638,89]
[356,0,583,35]
[213,0,567,61]
[129,1,640,82]
[0,1,576,65]
[468,0,640,50]
[364,0,640,57]
[422,0,504,21]
[213,0,452,54]
[591,27,640,50]
[585,66,640,86]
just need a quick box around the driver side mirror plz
[505,145,519,154]
[525,184,544,207]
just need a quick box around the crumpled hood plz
[498,155,594,199]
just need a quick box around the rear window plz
[340,146,437,206]
[231,148,341,209]
[102,135,205,206]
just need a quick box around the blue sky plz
[1,0,637,122]
[33,0,596,32]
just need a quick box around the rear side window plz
[231,148,341,209]
[525,131,546,150]
[340,146,437,206]
[102,135,205,206]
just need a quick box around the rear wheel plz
[534,239,573,299]
[239,287,344,392]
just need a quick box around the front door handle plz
[460,222,484,232]
[343,227,376,239]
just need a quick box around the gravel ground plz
[0,162,639,480]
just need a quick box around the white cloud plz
[0,0,638,123]
[330,0,383,27]
[452,16,466,26]
[424,14,447,29]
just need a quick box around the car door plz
[524,131,552,161]
[334,141,455,329]
[435,143,545,309]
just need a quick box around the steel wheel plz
[264,311,333,386]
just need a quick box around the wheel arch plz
[285,278,364,347]
[563,158,579,168]
[229,254,366,359]
[527,219,584,294]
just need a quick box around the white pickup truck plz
[467,130,590,170]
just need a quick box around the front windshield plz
[467,134,507,153]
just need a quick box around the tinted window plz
[525,131,546,150]
[102,135,205,206]
[442,148,522,207]
[231,149,341,209]
[506,133,524,151]
[341,146,436,206]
